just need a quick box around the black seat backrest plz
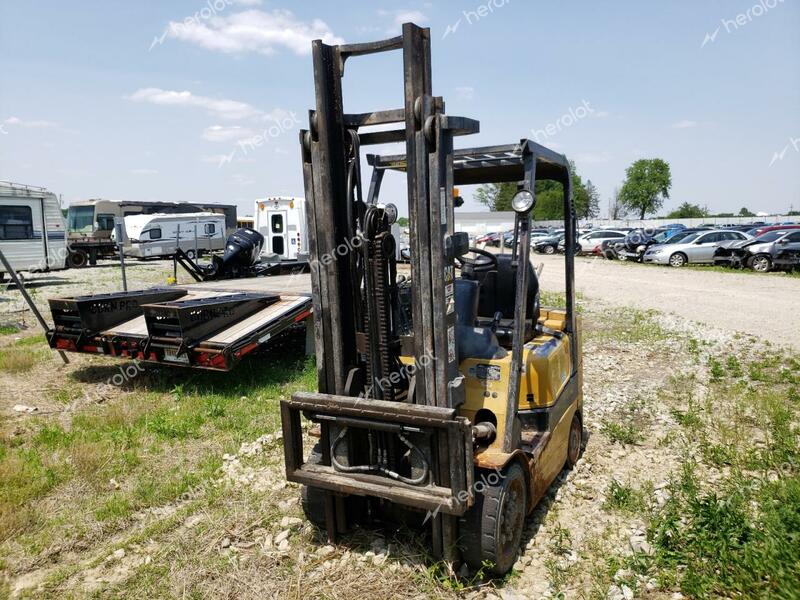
[476,254,539,321]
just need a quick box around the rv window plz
[0,205,34,240]
[149,228,162,240]
[204,223,215,235]
[96,213,115,231]
[271,214,284,233]
[67,206,94,233]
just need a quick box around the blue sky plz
[1,0,798,218]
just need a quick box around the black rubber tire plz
[565,413,582,469]
[300,442,366,530]
[185,249,196,260]
[67,249,89,269]
[460,462,527,575]
[544,245,555,255]
[301,443,327,528]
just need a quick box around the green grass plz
[591,308,670,345]
[0,325,20,335]
[0,335,316,556]
[607,348,800,600]
[601,421,644,445]
[603,479,649,514]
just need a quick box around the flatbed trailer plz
[46,274,312,371]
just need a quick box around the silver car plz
[643,229,752,267]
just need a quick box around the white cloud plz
[672,119,697,129]
[131,168,159,175]
[4,116,57,128]
[455,86,474,101]
[202,125,255,142]
[165,9,343,56]
[127,87,263,120]
[378,9,427,34]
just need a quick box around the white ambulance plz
[254,196,308,262]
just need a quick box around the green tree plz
[666,202,708,219]
[474,161,594,220]
[618,159,672,219]
[397,217,409,227]
[738,207,755,217]
[474,182,516,211]
[584,179,601,219]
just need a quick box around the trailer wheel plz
[185,249,197,260]
[751,254,772,273]
[67,249,89,269]
[566,413,582,469]
[460,462,527,575]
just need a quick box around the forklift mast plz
[300,23,478,408]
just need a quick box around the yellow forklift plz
[280,23,582,574]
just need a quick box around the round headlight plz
[511,190,535,214]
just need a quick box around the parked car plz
[714,229,800,272]
[643,229,752,267]
[533,232,565,254]
[576,230,627,254]
[745,224,800,238]
[476,231,502,246]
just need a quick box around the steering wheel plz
[455,247,498,275]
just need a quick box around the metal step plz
[48,288,187,335]
[142,292,280,353]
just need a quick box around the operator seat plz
[475,254,540,345]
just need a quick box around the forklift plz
[280,23,582,574]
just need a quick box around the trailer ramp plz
[47,283,312,371]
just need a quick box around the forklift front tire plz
[460,462,527,575]
[566,413,582,469]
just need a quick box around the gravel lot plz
[0,255,797,598]
[532,254,799,350]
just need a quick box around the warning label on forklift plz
[447,325,456,363]
[445,282,455,314]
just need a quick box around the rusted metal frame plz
[502,150,535,454]
[310,40,359,395]
[359,129,407,146]
[365,167,385,206]
[300,132,334,393]
[561,167,578,374]
[289,392,457,424]
[343,108,405,128]
[338,36,403,71]
[402,23,436,409]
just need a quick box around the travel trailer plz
[66,199,236,267]
[118,213,226,259]
[254,196,308,262]
[0,182,68,280]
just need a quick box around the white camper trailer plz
[254,196,308,262]
[0,182,68,280]
[119,213,226,259]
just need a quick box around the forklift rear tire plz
[566,413,582,469]
[300,443,365,530]
[67,250,89,269]
[460,462,527,575]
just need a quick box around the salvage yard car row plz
[487,221,800,273]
